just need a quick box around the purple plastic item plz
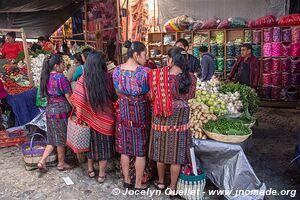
[271,72,282,86]
[272,58,281,72]
[273,27,281,42]
[282,44,291,56]
[252,30,261,43]
[281,58,291,72]
[272,42,282,57]
[282,72,291,86]
[264,28,273,43]
[21,133,46,156]
[283,29,292,42]
[262,73,272,86]
[291,73,300,85]
[263,43,272,57]
[263,58,272,73]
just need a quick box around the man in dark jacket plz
[229,44,260,89]
[199,46,216,81]
[175,38,201,77]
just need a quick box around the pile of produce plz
[29,54,47,86]
[0,64,32,95]
[188,100,217,139]
[219,83,259,114]
[203,118,251,136]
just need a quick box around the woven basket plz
[177,173,206,200]
[203,129,252,143]
[245,121,256,128]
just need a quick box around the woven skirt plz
[46,101,71,146]
[115,98,151,157]
[148,104,192,165]
[86,128,115,161]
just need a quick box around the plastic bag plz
[272,58,281,72]
[36,87,47,107]
[291,43,300,57]
[272,42,282,57]
[255,15,277,27]
[262,73,272,86]
[291,73,300,85]
[216,32,225,44]
[193,46,200,59]
[282,72,291,86]
[291,58,300,73]
[210,43,218,57]
[263,43,272,57]
[252,30,261,43]
[216,58,224,71]
[278,14,300,26]
[283,29,292,42]
[235,44,242,57]
[164,15,194,32]
[244,30,252,43]
[264,28,273,43]
[217,44,225,57]
[271,72,282,86]
[229,17,246,28]
[292,26,300,43]
[226,42,235,58]
[271,86,281,100]
[247,20,256,28]
[252,45,261,57]
[226,59,236,72]
[263,58,272,73]
[281,58,291,72]
[273,27,281,42]
[193,20,204,31]
[217,20,230,29]
[282,44,291,56]
[201,19,220,29]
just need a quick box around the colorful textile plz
[43,42,54,52]
[72,65,84,81]
[86,128,115,161]
[148,74,196,165]
[113,65,151,157]
[71,75,115,136]
[46,101,71,146]
[1,42,23,60]
[0,80,8,100]
[149,66,173,117]
[47,72,72,103]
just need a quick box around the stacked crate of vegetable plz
[188,100,217,139]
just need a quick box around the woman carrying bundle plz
[71,51,116,183]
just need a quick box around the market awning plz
[0,0,83,38]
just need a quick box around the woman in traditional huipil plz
[113,41,150,190]
[71,51,115,183]
[148,47,197,195]
[38,54,73,172]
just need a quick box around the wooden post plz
[126,0,129,40]
[154,0,156,32]
[84,0,88,45]
[116,0,122,64]
[20,29,33,86]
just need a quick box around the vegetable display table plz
[193,139,266,200]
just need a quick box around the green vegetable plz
[203,118,251,136]
[219,83,259,114]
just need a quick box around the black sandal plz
[37,162,48,173]
[123,181,133,189]
[134,184,150,192]
[154,180,166,191]
[87,170,96,178]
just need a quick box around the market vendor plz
[175,38,201,77]
[229,44,260,89]
[199,46,216,81]
[37,36,55,53]
[0,32,23,60]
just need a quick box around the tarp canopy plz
[0,0,83,38]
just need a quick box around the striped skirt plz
[86,128,115,161]
[148,103,192,165]
[46,101,71,146]
[115,98,151,157]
